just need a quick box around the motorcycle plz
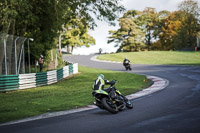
[123,61,132,71]
[92,80,133,114]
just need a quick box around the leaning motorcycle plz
[123,61,132,71]
[92,80,133,114]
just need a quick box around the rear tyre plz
[101,97,118,114]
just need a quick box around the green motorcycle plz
[92,80,133,114]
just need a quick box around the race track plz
[1,54,200,133]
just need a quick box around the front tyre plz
[124,97,133,109]
[101,97,118,114]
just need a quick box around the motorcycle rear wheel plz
[101,97,118,114]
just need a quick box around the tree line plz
[108,0,200,52]
[0,0,125,60]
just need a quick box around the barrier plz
[0,63,78,92]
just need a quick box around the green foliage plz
[141,7,158,49]
[61,18,96,53]
[108,10,145,52]
[177,0,200,48]
[45,49,65,70]
[1,0,125,59]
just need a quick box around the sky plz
[71,0,191,55]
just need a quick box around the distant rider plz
[123,57,130,66]
[123,57,132,70]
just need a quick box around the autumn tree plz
[149,10,170,50]
[158,11,183,50]
[150,0,200,50]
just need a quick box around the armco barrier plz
[0,63,78,92]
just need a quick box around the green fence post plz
[0,75,19,92]
[36,72,47,87]
[57,68,63,81]
[69,64,73,75]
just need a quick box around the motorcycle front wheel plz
[125,98,133,109]
[101,97,118,114]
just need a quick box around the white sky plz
[71,0,191,55]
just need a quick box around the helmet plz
[97,74,104,79]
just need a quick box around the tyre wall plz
[0,63,78,92]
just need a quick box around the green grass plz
[0,66,148,123]
[97,51,200,65]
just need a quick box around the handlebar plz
[110,80,119,86]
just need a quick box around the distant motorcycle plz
[92,80,133,114]
[123,60,132,71]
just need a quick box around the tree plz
[177,0,200,48]
[0,0,125,59]
[158,11,183,50]
[108,10,145,52]
[154,10,171,39]
[61,18,95,53]
[141,7,158,49]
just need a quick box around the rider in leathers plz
[93,74,117,99]
[123,57,130,66]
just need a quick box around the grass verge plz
[97,51,200,65]
[0,66,149,124]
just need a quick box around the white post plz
[23,42,25,73]
[28,39,30,73]
[55,53,58,69]
[18,38,27,74]
[14,37,19,74]
[51,50,53,61]
[4,35,9,75]
[59,35,62,54]
[28,38,34,73]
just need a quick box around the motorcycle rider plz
[93,74,118,100]
[123,57,130,66]
[92,74,126,110]
[123,57,132,70]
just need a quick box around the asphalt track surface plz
[1,54,200,133]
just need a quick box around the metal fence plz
[0,33,32,75]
